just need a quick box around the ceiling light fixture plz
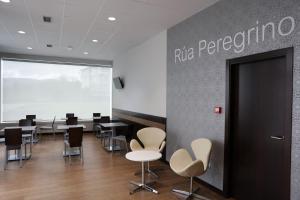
[83,52,88,55]
[67,46,73,51]
[0,0,11,3]
[18,30,26,34]
[27,46,32,50]
[108,17,116,21]
[92,39,98,43]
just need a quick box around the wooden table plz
[126,150,162,194]
[0,126,36,161]
[98,122,128,151]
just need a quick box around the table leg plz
[104,127,120,152]
[142,161,145,185]
[129,161,158,195]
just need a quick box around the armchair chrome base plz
[172,177,210,200]
[172,188,210,200]
[130,181,158,194]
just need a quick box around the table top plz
[0,126,37,132]
[99,122,128,128]
[126,150,162,162]
[56,124,86,130]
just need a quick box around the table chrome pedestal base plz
[129,161,159,195]
[130,181,158,194]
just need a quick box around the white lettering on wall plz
[174,16,296,64]
[174,46,194,63]
[278,16,295,36]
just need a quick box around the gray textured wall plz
[166,0,300,199]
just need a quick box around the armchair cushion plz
[170,148,205,177]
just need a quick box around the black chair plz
[64,127,84,164]
[19,119,32,126]
[93,113,101,117]
[66,113,75,118]
[26,115,36,126]
[4,128,23,169]
[19,119,33,153]
[93,118,101,134]
[96,116,112,145]
[66,117,78,125]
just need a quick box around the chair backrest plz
[93,113,101,117]
[68,127,83,147]
[93,118,101,123]
[66,117,78,125]
[5,128,22,146]
[66,113,74,118]
[99,116,110,130]
[51,116,56,128]
[26,115,36,120]
[191,138,212,171]
[19,119,32,126]
[26,115,36,126]
[137,127,166,150]
[99,116,110,123]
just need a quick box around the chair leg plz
[19,146,22,168]
[4,148,8,170]
[69,150,71,165]
[64,143,67,156]
[53,128,55,140]
[81,147,84,165]
[125,139,129,152]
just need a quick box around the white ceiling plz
[0,0,218,61]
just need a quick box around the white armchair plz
[170,138,212,199]
[130,127,166,177]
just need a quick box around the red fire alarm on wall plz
[214,106,222,114]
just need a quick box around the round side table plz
[126,150,162,194]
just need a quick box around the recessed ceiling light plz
[67,46,73,51]
[83,52,88,55]
[0,0,11,3]
[27,46,32,50]
[92,39,98,43]
[108,17,116,21]
[18,30,26,34]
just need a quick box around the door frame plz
[223,47,294,197]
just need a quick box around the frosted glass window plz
[1,60,112,122]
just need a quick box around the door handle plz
[270,136,285,140]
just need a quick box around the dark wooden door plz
[227,49,292,200]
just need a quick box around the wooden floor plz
[0,133,229,200]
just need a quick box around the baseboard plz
[193,177,225,197]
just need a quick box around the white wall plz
[112,31,166,117]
